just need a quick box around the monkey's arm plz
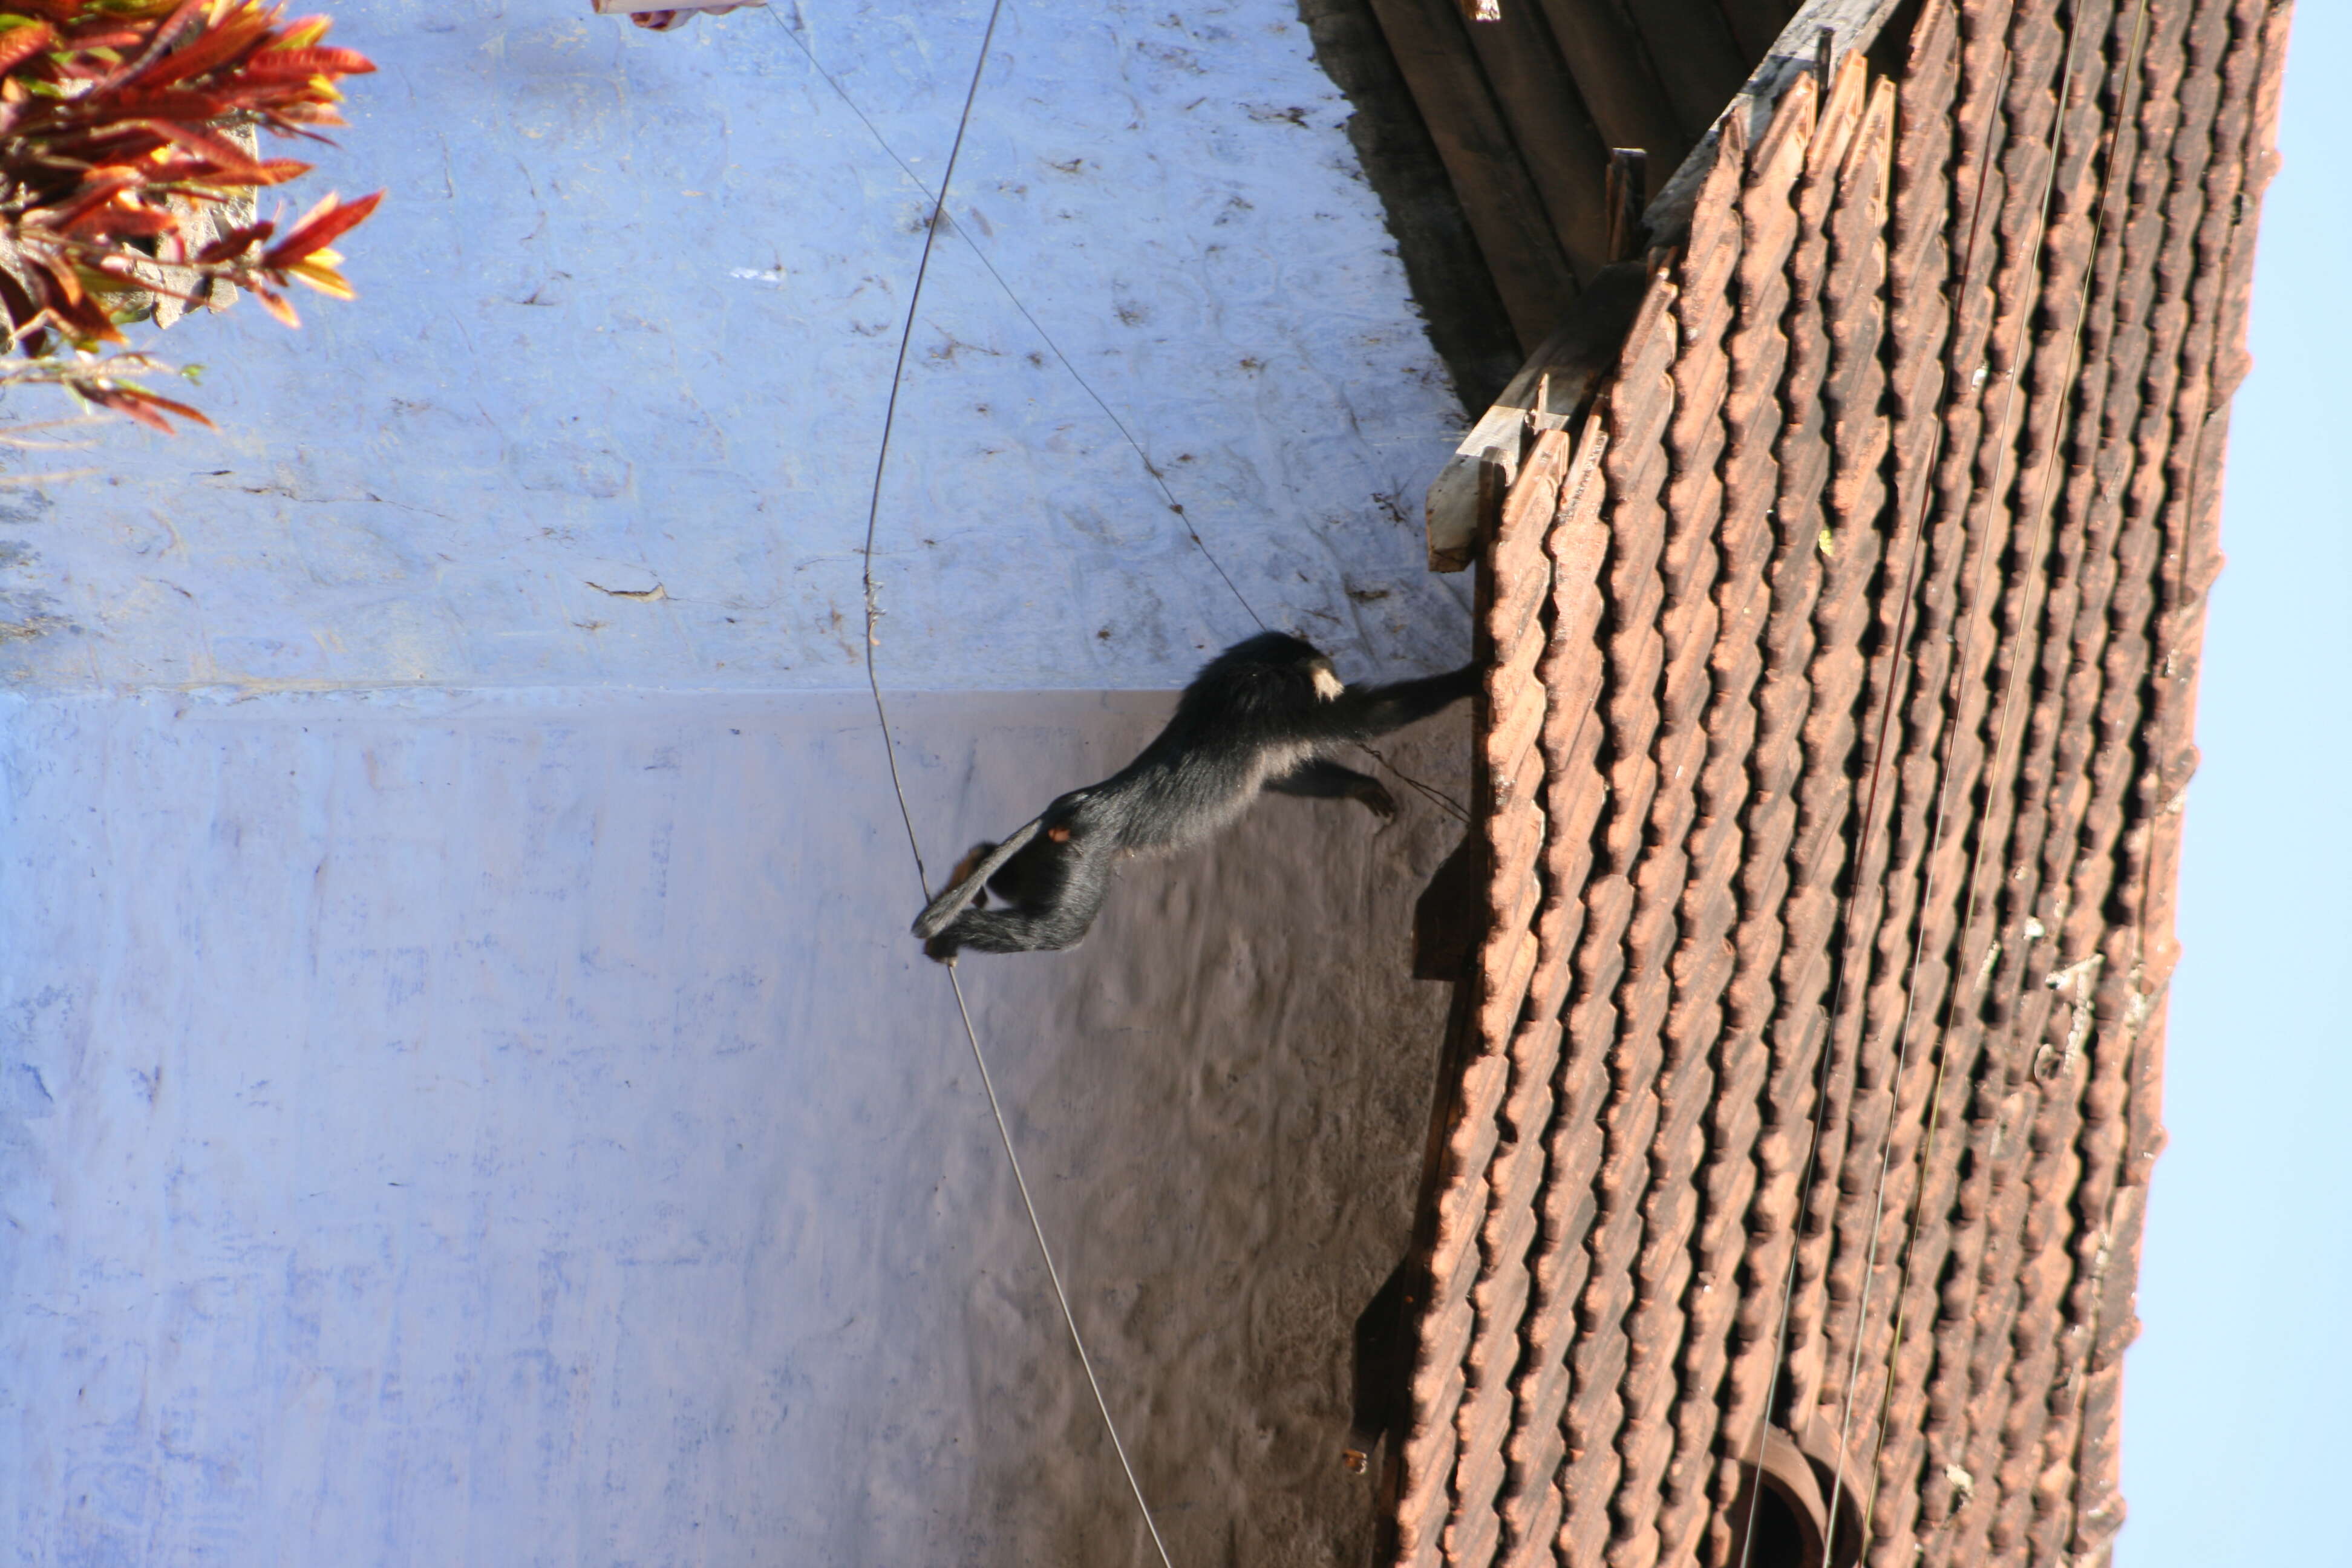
[911,817,1042,939]
[1310,664,1479,742]
[1267,758,1396,818]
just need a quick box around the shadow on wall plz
[0,685,1468,1565]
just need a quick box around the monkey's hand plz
[1353,779,1399,820]
[923,930,960,965]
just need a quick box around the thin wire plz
[1849,0,2157,1540]
[768,5,1265,639]
[946,967,1178,1568]
[1356,739,1471,823]
[780,4,1469,831]
[843,7,1174,1564]
[1732,30,2022,1568]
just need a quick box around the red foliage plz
[0,0,382,430]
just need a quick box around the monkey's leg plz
[1316,664,1479,742]
[1268,758,1396,819]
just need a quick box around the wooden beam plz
[1644,0,1910,245]
[1712,0,1806,59]
[1366,0,1582,349]
[1532,0,1693,185]
[1611,0,1753,143]
[1423,0,1915,575]
[1460,0,1616,281]
[1606,148,1650,261]
[1423,260,1651,570]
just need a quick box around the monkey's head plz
[1216,632,1345,701]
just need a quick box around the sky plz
[2115,5,2351,1563]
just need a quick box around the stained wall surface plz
[0,0,1469,692]
[0,1,1485,1563]
[0,688,1471,1565]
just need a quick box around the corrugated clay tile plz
[2051,5,2279,1557]
[1485,430,1615,1568]
[1647,80,1810,1554]
[1971,2,2218,1548]
[1826,1,2125,1530]
[1391,5,2285,1563]
[1819,3,2069,1445]
[1536,284,1677,1558]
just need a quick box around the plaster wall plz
[0,689,1468,1564]
[0,1,1483,1560]
[0,0,1469,692]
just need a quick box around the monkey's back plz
[1076,664,1328,854]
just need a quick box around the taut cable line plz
[1819,0,2104,1541]
[847,7,1174,1564]
[773,6,1470,827]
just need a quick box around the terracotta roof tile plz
[1388,1,2288,1562]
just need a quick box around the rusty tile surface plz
[1389,2,2290,1564]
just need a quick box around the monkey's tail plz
[910,815,1045,938]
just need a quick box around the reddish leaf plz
[247,279,300,328]
[261,188,380,267]
[244,45,374,79]
[108,90,243,122]
[82,381,212,433]
[195,221,276,263]
[36,171,143,235]
[67,201,177,240]
[137,117,270,177]
[104,0,206,89]
[135,7,273,89]
[0,23,57,77]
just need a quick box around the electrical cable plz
[841,6,1175,1564]
[1814,0,2104,1541]
[773,5,1471,825]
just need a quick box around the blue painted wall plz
[0,0,1468,692]
[0,2,1480,1561]
[0,690,1467,1563]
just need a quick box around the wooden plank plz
[1365,0,1581,350]
[1532,0,1692,183]
[1713,0,1806,60]
[1644,0,1911,244]
[1426,261,1652,570]
[1606,148,1649,261]
[1611,0,1752,143]
[1460,0,1615,281]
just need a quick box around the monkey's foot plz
[1354,780,1398,820]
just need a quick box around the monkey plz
[911,632,1478,962]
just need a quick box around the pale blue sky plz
[2118,5,2351,1563]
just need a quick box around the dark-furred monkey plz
[913,632,1476,961]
